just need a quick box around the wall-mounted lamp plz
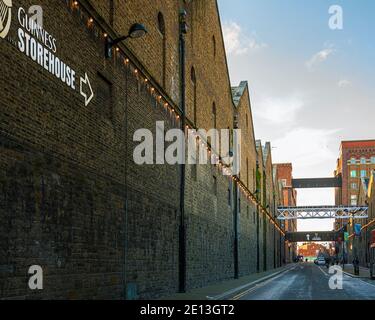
[105,23,147,58]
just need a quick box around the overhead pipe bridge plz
[277,206,368,220]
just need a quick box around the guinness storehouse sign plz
[2,2,94,106]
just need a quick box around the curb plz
[208,265,295,300]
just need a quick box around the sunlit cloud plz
[272,127,340,171]
[306,47,335,71]
[222,21,267,56]
[254,95,305,125]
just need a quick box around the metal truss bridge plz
[277,205,368,220]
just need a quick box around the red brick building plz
[298,243,329,258]
[275,163,297,208]
[335,140,375,206]
[274,163,297,262]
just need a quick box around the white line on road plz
[318,266,329,277]
[209,265,296,300]
[357,277,375,288]
[231,266,296,300]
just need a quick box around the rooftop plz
[231,81,248,107]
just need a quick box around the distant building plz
[334,140,375,232]
[335,140,375,206]
[274,163,298,262]
[298,243,330,258]
[348,171,375,267]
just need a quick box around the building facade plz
[274,163,297,263]
[335,140,375,207]
[347,172,375,267]
[334,140,375,265]
[298,243,330,258]
[0,0,286,299]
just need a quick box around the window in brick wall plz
[228,187,231,206]
[350,170,357,178]
[361,170,367,178]
[371,156,375,164]
[109,0,114,26]
[246,158,249,187]
[191,164,197,181]
[361,157,367,164]
[281,179,287,187]
[96,72,113,121]
[212,35,216,57]
[253,210,256,224]
[158,12,166,87]
[213,176,217,196]
[351,183,358,190]
[191,66,197,125]
[212,102,217,129]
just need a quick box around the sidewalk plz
[161,264,295,300]
[342,264,372,278]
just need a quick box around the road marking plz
[318,266,329,277]
[231,266,296,300]
[209,265,296,300]
[356,277,375,288]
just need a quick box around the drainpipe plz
[124,57,129,299]
[256,161,260,272]
[233,119,239,279]
[178,8,187,293]
[233,180,239,279]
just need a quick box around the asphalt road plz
[231,263,375,300]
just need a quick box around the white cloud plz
[271,127,339,228]
[254,95,305,125]
[306,47,335,71]
[222,21,267,56]
[272,128,339,171]
[338,79,351,88]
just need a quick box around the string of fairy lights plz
[68,0,286,237]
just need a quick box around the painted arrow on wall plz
[80,73,94,106]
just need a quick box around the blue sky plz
[218,0,375,231]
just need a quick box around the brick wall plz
[0,0,285,299]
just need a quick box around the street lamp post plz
[105,23,148,58]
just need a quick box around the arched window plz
[191,67,197,125]
[158,12,166,87]
[246,158,249,187]
[158,12,165,35]
[212,103,217,129]
[212,35,216,57]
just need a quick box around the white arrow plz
[80,72,94,106]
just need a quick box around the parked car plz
[317,256,326,266]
